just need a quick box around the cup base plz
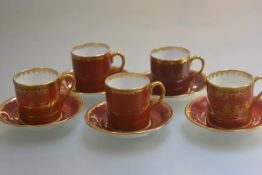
[108,120,151,132]
[207,112,252,129]
[19,112,63,125]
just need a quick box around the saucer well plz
[0,93,83,128]
[85,100,173,138]
[185,96,262,132]
[64,66,128,95]
[146,71,206,101]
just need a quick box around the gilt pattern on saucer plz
[0,94,83,127]
[185,96,262,132]
[85,100,173,137]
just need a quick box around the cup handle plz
[189,56,205,75]
[150,81,166,108]
[254,76,262,101]
[110,51,125,72]
[59,73,76,102]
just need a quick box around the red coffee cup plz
[150,46,205,96]
[105,73,166,131]
[71,43,125,93]
[207,70,262,128]
[13,67,76,125]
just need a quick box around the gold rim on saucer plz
[85,101,173,135]
[0,93,83,128]
[184,96,262,132]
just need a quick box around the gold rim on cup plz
[13,67,60,88]
[71,42,110,59]
[150,46,205,76]
[206,69,255,90]
[105,72,166,100]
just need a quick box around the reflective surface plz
[85,100,173,137]
[0,94,83,127]
[185,96,262,131]
[147,71,206,100]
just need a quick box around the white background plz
[1,0,262,174]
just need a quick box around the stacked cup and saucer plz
[0,68,83,129]
[85,73,173,138]
[145,46,206,102]
[64,43,127,104]
[185,70,262,132]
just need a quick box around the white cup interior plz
[15,69,58,85]
[72,44,109,57]
[208,71,253,88]
[107,74,150,89]
[152,47,190,60]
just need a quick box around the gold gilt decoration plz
[207,70,253,89]
[22,100,59,110]
[105,72,150,95]
[150,46,191,65]
[0,94,83,128]
[107,88,145,95]
[209,88,249,99]
[152,57,189,65]
[184,96,259,132]
[16,86,50,95]
[13,68,59,88]
[71,42,110,61]
[215,102,252,115]
[85,101,173,135]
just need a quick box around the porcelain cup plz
[13,67,75,125]
[150,46,205,96]
[71,43,125,93]
[207,70,262,128]
[105,72,165,131]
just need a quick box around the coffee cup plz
[207,70,262,128]
[13,67,76,125]
[105,72,165,131]
[150,46,205,96]
[71,43,125,93]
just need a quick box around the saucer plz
[0,93,83,128]
[146,71,206,101]
[64,66,128,95]
[85,100,173,138]
[185,96,262,132]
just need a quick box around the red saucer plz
[0,94,83,127]
[185,96,262,131]
[85,100,173,137]
[146,71,206,98]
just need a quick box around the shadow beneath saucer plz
[81,127,170,155]
[0,117,80,146]
[181,121,262,152]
